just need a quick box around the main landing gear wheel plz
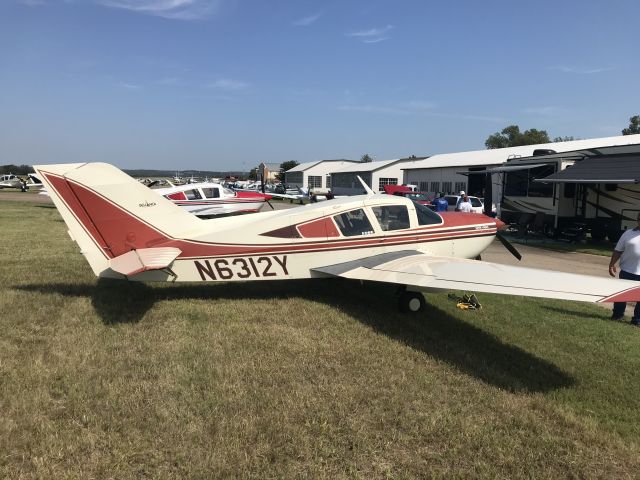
[398,291,426,313]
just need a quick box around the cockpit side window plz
[372,205,411,231]
[414,201,442,225]
[202,187,220,198]
[184,189,202,200]
[333,208,374,237]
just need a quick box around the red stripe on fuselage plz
[43,172,497,260]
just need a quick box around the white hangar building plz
[284,159,358,190]
[331,158,425,196]
[401,135,640,205]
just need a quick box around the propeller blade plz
[496,231,522,261]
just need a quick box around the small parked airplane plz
[34,162,640,312]
[153,181,273,217]
[0,173,26,190]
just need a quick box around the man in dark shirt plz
[432,193,448,212]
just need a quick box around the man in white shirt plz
[609,213,640,325]
[458,196,473,213]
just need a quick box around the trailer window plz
[527,165,555,197]
[505,170,528,196]
[333,209,374,236]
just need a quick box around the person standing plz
[609,214,640,325]
[458,195,473,213]
[432,193,448,212]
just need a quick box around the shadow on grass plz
[542,305,613,320]
[18,278,573,393]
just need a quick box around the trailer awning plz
[534,156,640,184]
[456,163,549,176]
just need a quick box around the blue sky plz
[1,0,639,171]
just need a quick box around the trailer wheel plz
[398,291,426,313]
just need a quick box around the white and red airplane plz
[34,162,640,313]
[153,181,273,217]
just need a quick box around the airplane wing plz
[269,192,306,201]
[311,250,640,304]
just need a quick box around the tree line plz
[485,115,640,149]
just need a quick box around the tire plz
[398,291,426,313]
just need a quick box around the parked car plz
[391,191,433,207]
[444,195,484,213]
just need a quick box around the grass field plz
[2,200,640,478]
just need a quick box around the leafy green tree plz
[485,125,550,149]
[622,115,640,135]
[0,164,32,175]
[360,154,373,163]
[276,160,299,182]
[553,136,575,142]
[248,168,257,181]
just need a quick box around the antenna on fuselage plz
[357,175,375,195]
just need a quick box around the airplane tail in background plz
[34,163,200,277]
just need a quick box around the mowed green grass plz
[1,201,640,479]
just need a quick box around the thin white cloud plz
[338,100,434,115]
[347,25,394,44]
[292,12,322,27]
[184,94,234,101]
[549,65,614,74]
[362,37,389,44]
[338,102,503,122]
[97,0,221,20]
[347,25,394,38]
[117,82,142,90]
[523,105,566,116]
[158,76,179,85]
[400,100,435,111]
[207,78,249,90]
[338,104,408,115]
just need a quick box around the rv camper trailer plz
[494,144,640,241]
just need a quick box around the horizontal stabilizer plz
[109,247,181,276]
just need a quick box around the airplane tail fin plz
[34,163,200,277]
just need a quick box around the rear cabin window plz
[414,202,443,225]
[202,187,220,198]
[333,209,374,236]
[505,164,555,197]
[372,205,411,231]
[527,165,555,197]
[504,170,528,196]
[184,189,202,200]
